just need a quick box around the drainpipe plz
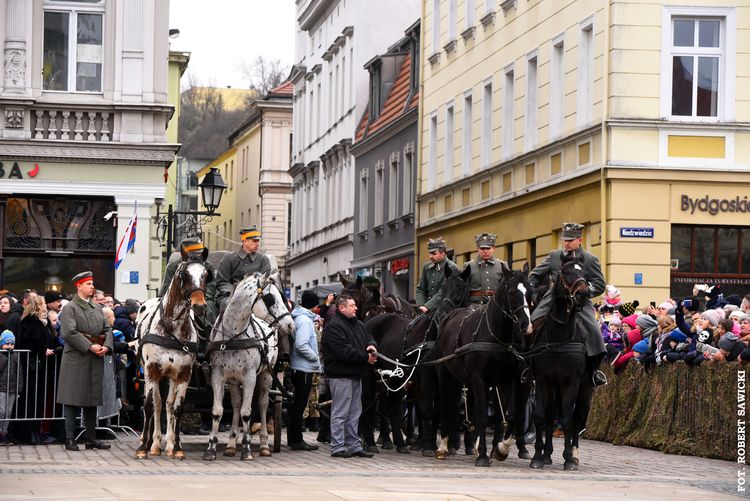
[600,0,613,281]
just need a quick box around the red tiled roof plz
[355,54,418,143]
[269,80,293,95]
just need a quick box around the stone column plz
[3,0,27,95]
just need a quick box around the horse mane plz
[164,262,187,320]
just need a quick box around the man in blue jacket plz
[288,290,322,451]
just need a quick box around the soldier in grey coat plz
[415,238,459,314]
[215,225,271,311]
[57,271,113,451]
[464,233,509,305]
[528,223,608,386]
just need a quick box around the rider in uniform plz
[415,237,459,314]
[528,222,608,386]
[464,233,508,305]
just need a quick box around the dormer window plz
[410,33,420,91]
[369,61,382,121]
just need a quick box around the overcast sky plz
[169,1,296,89]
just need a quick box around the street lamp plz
[155,167,227,251]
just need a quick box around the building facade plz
[351,22,419,300]
[288,0,420,297]
[418,0,750,302]
[0,0,177,299]
[200,82,293,278]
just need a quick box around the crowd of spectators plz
[0,287,141,446]
[596,284,750,374]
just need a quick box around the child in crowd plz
[0,330,22,446]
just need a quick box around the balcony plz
[31,108,113,142]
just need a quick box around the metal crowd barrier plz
[0,349,133,439]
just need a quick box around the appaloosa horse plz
[202,271,295,461]
[528,253,588,471]
[435,264,533,467]
[135,260,209,460]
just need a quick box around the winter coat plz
[56,296,113,407]
[614,330,643,373]
[4,302,24,338]
[17,315,51,358]
[322,311,376,379]
[113,306,136,342]
[290,306,322,373]
[0,350,23,393]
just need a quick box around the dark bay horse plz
[435,264,533,467]
[362,265,471,455]
[135,260,209,459]
[528,253,589,471]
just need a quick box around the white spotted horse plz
[134,259,210,460]
[202,271,295,461]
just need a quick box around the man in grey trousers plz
[321,295,377,458]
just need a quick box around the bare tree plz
[239,56,289,97]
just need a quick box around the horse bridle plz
[559,265,588,304]
[176,262,208,301]
[252,277,291,329]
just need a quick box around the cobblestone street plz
[0,431,741,500]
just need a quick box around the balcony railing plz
[30,108,113,142]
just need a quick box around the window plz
[340,56,346,118]
[525,162,535,184]
[448,0,457,42]
[432,0,440,54]
[502,171,512,193]
[503,68,514,160]
[550,37,564,138]
[482,81,492,168]
[670,19,721,118]
[550,152,562,176]
[369,63,382,120]
[462,92,472,176]
[444,193,452,212]
[359,170,368,232]
[402,146,414,217]
[388,155,399,222]
[671,225,750,275]
[428,114,438,191]
[445,103,454,183]
[374,161,384,227]
[428,200,436,218]
[317,83,322,137]
[578,142,591,166]
[466,0,476,27]
[577,20,593,127]
[410,34,420,90]
[43,2,104,92]
[481,179,490,200]
[526,55,537,150]
[462,187,470,207]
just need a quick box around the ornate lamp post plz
[155,167,227,251]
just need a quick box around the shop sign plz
[672,276,750,286]
[389,258,410,276]
[680,194,750,216]
[0,161,40,179]
[620,227,654,238]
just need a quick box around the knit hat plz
[658,301,673,312]
[618,300,639,317]
[123,298,140,315]
[0,330,15,345]
[604,285,622,307]
[667,328,688,344]
[729,310,745,321]
[622,315,638,330]
[636,314,658,331]
[726,294,743,307]
[701,309,722,327]
[608,316,622,327]
[300,290,318,309]
[718,333,739,352]
[44,291,63,304]
[632,339,649,354]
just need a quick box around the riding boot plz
[586,353,607,387]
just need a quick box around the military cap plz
[180,237,204,253]
[240,225,262,241]
[427,237,447,252]
[72,271,94,286]
[474,232,497,248]
[561,222,585,240]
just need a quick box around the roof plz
[355,53,418,143]
[268,80,293,96]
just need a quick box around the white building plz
[289,0,420,296]
[0,0,177,300]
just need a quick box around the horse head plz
[493,262,534,338]
[557,252,590,311]
[438,265,471,314]
[166,261,209,319]
[340,274,371,321]
[251,271,295,337]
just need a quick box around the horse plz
[435,263,533,467]
[364,288,416,320]
[340,274,373,321]
[362,264,471,455]
[202,271,295,461]
[528,253,589,471]
[134,259,210,460]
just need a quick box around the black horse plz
[528,253,589,471]
[435,264,533,467]
[362,265,470,455]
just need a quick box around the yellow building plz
[417,0,750,302]
[163,51,191,225]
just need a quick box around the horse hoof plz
[175,450,185,460]
[448,447,457,456]
[150,448,162,457]
[410,444,421,452]
[572,457,580,466]
[382,440,394,450]
[135,450,148,460]
[543,456,553,465]
[165,450,174,458]
[564,461,578,471]
[529,459,545,469]
[518,450,532,460]
[491,447,509,462]
[435,450,448,460]
[241,451,254,461]
[475,456,491,467]
[202,450,217,461]
[366,445,379,453]
[396,446,410,454]
[259,448,272,457]
[422,449,435,457]
[465,448,477,456]
[224,447,236,457]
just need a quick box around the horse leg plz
[515,379,532,459]
[417,368,438,456]
[561,382,579,471]
[258,371,272,457]
[224,382,241,457]
[492,383,515,462]
[379,397,394,450]
[471,380,490,467]
[165,380,178,457]
[171,378,190,460]
[135,383,155,459]
[435,367,459,460]
[240,369,258,461]
[529,380,546,469]
[571,377,593,467]
[542,391,555,465]
[202,368,224,461]
[388,390,408,453]
[149,378,163,457]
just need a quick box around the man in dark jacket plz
[322,294,377,458]
[5,290,35,337]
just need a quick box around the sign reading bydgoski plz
[620,227,654,238]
